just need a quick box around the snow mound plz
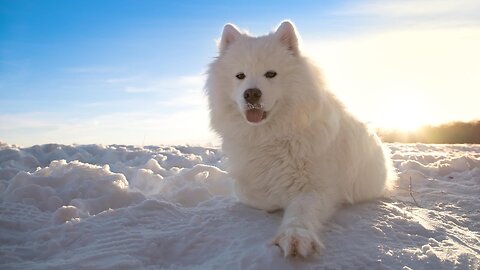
[3,160,145,216]
[0,143,479,269]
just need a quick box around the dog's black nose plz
[243,88,262,104]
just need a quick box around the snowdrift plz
[0,142,479,269]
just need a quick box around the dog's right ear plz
[219,24,241,53]
[275,21,299,54]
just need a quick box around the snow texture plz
[0,142,479,269]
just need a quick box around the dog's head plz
[207,21,306,127]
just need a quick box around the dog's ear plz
[275,21,299,54]
[219,24,241,53]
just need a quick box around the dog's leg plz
[272,191,336,257]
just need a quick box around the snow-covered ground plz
[0,142,479,269]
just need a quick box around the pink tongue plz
[246,109,264,123]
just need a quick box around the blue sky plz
[1,0,480,146]
[0,0,341,112]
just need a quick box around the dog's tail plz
[383,145,399,196]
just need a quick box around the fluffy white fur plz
[205,21,394,258]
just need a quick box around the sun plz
[374,92,429,131]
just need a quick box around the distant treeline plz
[378,121,480,144]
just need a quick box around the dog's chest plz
[226,140,315,210]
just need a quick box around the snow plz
[0,142,479,269]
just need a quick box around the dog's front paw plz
[272,227,324,258]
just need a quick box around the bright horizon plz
[1,0,479,146]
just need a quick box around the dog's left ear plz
[275,21,299,54]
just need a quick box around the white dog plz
[205,21,394,258]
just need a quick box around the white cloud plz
[156,89,206,108]
[0,75,217,147]
[0,113,65,130]
[53,109,217,146]
[338,0,480,21]
[65,66,122,74]
[107,74,205,94]
[0,108,218,147]
[104,76,140,84]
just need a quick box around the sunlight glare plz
[374,90,430,131]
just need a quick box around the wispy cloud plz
[104,76,141,84]
[106,75,205,94]
[65,66,123,74]
[337,0,480,25]
[0,107,217,147]
[0,73,215,147]
[156,89,207,109]
[0,112,66,130]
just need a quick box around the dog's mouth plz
[244,103,267,124]
[246,109,267,123]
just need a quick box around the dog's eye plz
[236,72,246,80]
[264,71,277,78]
